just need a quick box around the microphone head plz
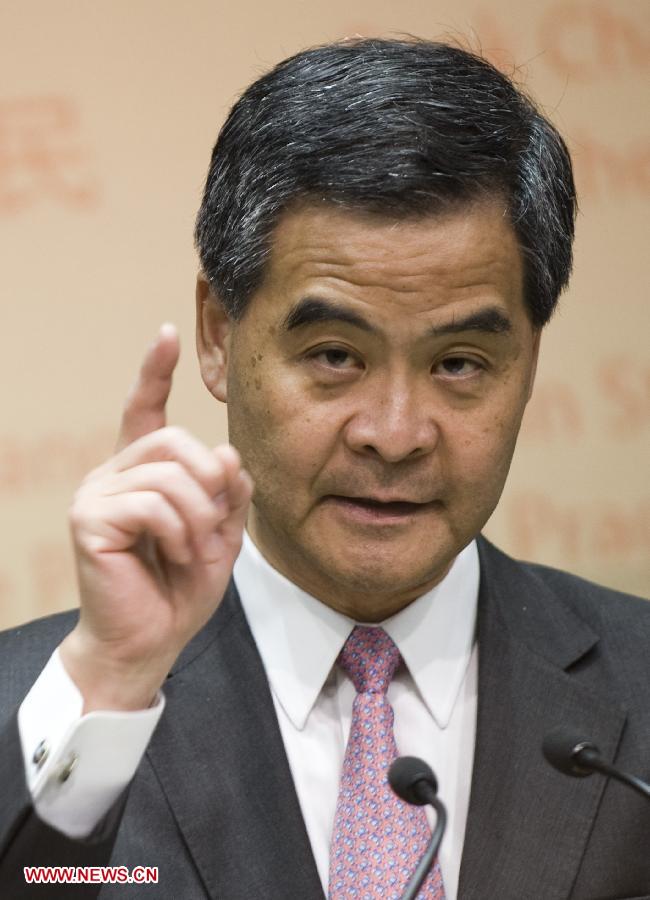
[388,756,438,806]
[542,728,599,777]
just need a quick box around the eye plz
[435,356,483,379]
[321,348,354,367]
[308,345,362,371]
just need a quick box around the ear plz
[196,273,231,402]
[526,328,542,403]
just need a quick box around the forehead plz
[251,199,525,322]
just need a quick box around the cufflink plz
[32,740,49,768]
[57,752,79,784]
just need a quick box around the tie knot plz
[338,626,401,694]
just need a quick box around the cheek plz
[228,365,339,484]
[444,392,526,489]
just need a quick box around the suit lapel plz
[458,539,627,900]
[146,584,325,900]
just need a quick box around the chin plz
[325,520,454,569]
[319,565,439,622]
[313,542,450,605]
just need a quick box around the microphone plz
[542,728,650,800]
[388,756,447,900]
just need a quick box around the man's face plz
[198,200,540,621]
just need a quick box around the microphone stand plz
[401,789,447,900]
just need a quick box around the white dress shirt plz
[234,533,479,899]
[19,533,479,900]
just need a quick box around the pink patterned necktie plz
[328,626,446,900]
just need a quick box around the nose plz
[343,377,439,463]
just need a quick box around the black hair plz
[195,38,577,327]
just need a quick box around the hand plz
[59,324,253,712]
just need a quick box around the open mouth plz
[323,495,436,520]
[344,497,422,513]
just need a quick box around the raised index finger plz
[116,323,180,452]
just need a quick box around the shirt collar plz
[233,532,479,731]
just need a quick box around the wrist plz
[59,628,176,714]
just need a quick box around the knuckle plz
[165,511,188,545]
[68,500,84,530]
[79,463,103,486]
[158,461,207,507]
[195,502,219,531]
[143,491,166,518]
[205,455,227,486]
[144,493,184,536]
[172,517,189,541]
[162,424,191,446]
[68,485,93,526]
[157,459,186,482]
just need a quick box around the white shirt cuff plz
[18,647,165,838]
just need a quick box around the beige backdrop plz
[1,0,648,630]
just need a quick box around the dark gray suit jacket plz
[1,538,649,899]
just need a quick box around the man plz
[1,38,648,900]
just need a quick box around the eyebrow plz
[281,297,376,333]
[280,296,512,337]
[429,307,512,336]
